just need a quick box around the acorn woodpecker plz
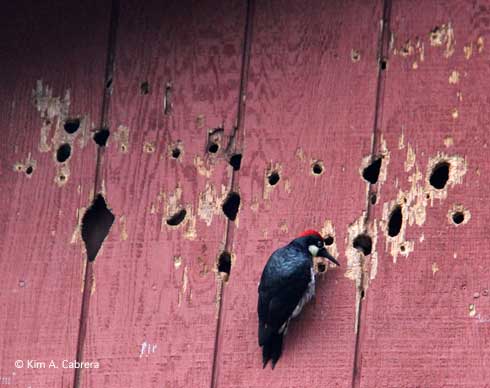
[257,229,339,369]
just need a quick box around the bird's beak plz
[317,247,340,266]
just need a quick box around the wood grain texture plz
[357,1,490,387]
[80,1,246,387]
[0,1,110,387]
[213,1,382,387]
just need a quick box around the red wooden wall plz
[1,1,490,387]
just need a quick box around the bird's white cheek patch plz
[308,245,320,256]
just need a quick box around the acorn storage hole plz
[452,211,465,225]
[208,142,219,154]
[56,143,71,163]
[388,205,403,237]
[429,161,450,189]
[81,194,115,262]
[353,234,372,255]
[93,128,110,147]
[64,118,80,134]
[218,251,232,281]
[267,171,280,186]
[166,209,187,226]
[140,81,150,95]
[312,162,323,175]
[171,147,181,159]
[229,153,242,171]
[324,236,334,246]
[25,165,33,175]
[317,262,326,273]
[362,157,382,184]
[222,192,240,221]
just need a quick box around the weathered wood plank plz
[0,1,110,387]
[80,1,246,387]
[357,1,490,386]
[213,1,382,387]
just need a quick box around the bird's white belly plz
[279,268,315,334]
[292,268,315,318]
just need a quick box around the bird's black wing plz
[258,245,311,341]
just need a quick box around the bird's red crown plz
[298,229,323,239]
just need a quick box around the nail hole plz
[93,128,110,147]
[25,165,33,175]
[267,171,280,186]
[164,82,172,114]
[166,209,187,226]
[218,251,232,281]
[353,234,372,255]
[222,192,240,221]
[370,193,377,205]
[171,147,181,159]
[312,162,323,175]
[388,205,403,237]
[380,58,387,70]
[452,211,465,225]
[140,81,149,95]
[317,262,326,273]
[324,236,334,246]
[56,143,71,163]
[362,157,382,184]
[208,142,219,154]
[81,194,115,262]
[229,153,242,171]
[64,118,80,134]
[429,161,450,189]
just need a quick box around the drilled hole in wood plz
[140,81,149,95]
[229,153,242,171]
[429,161,450,189]
[81,194,115,262]
[324,236,334,246]
[25,165,33,175]
[64,118,80,134]
[222,192,240,221]
[388,205,403,237]
[362,157,382,184]
[93,128,110,147]
[171,147,181,159]
[452,211,465,224]
[218,251,232,281]
[268,171,280,186]
[312,162,323,175]
[370,193,377,205]
[317,262,326,273]
[56,143,71,163]
[380,58,387,70]
[164,82,172,114]
[353,234,372,255]
[208,142,219,154]
[166,209,187,226]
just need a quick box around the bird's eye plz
[317,240,323,247]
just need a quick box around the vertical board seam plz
[351,1,392,387]
[209,1,255,387]
[73,1,120,387]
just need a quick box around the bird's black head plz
[294,229,340,266]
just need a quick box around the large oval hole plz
[429,161,450,189]
[388,205,403,237]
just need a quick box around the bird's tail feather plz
[261,331,283,369]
